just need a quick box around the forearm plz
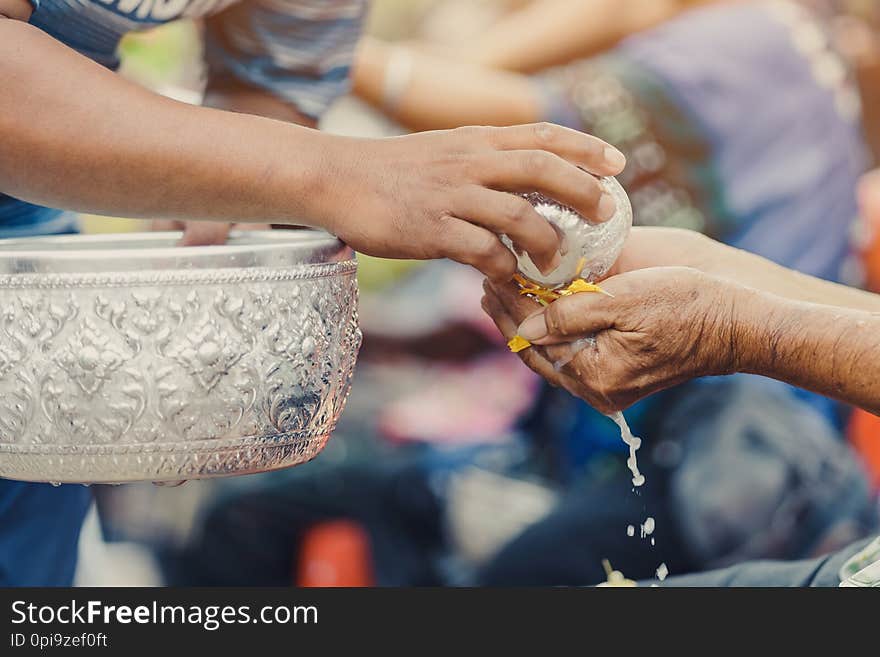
[0,20,336,226]
[352,38,541,131]
[456,0,683,73]
[734,289,880,414]
[710,243,880,313]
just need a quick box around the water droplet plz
[656,563,669,581]
[627,525,635,537]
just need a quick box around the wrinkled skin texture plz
[483,267,739,413]
[484,224,880,416]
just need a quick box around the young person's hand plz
[319,123,625,280]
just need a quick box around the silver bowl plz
[0,230,361,484]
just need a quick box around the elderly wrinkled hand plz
[482,267,744,413]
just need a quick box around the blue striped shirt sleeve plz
[204,0,367,120]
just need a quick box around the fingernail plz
[604,146,626,171]
[518,312,548,342]
[597,193,616,222]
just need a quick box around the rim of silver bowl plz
[0,229,354,278]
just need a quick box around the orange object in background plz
[864,238,880,291]
[296,520,374,587]
[849,410,880,490]
[859,170,880,290]
[852,171,880,489]
[854,227,880,488]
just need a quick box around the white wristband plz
[381,47,414,114]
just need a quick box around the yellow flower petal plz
[512,274,534,288]
[561,279,614,297]
[507,335,533,353]
[512,275,611,308]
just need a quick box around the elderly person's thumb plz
[517,294,615,345]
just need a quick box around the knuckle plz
[435,212,456,230]
[507,197,536,226]
[431,215,456,247]
[454,154,479,180]
[491,252,517,280]
[483,125,507,149]
[524,150,554,176]
[475,234,503,260]
[546,301,575,337]
[532,122,558,148]
[455,125,491,148]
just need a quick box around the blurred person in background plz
[348,0,880,584]
[354,0,873,277]
[0,0,628,586]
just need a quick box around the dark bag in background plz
[665,377,878,568]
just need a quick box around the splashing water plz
[607,412,645,487]
[549,342,644,488]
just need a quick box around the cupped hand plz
[482,267,744,413]
[322,123,626,280]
